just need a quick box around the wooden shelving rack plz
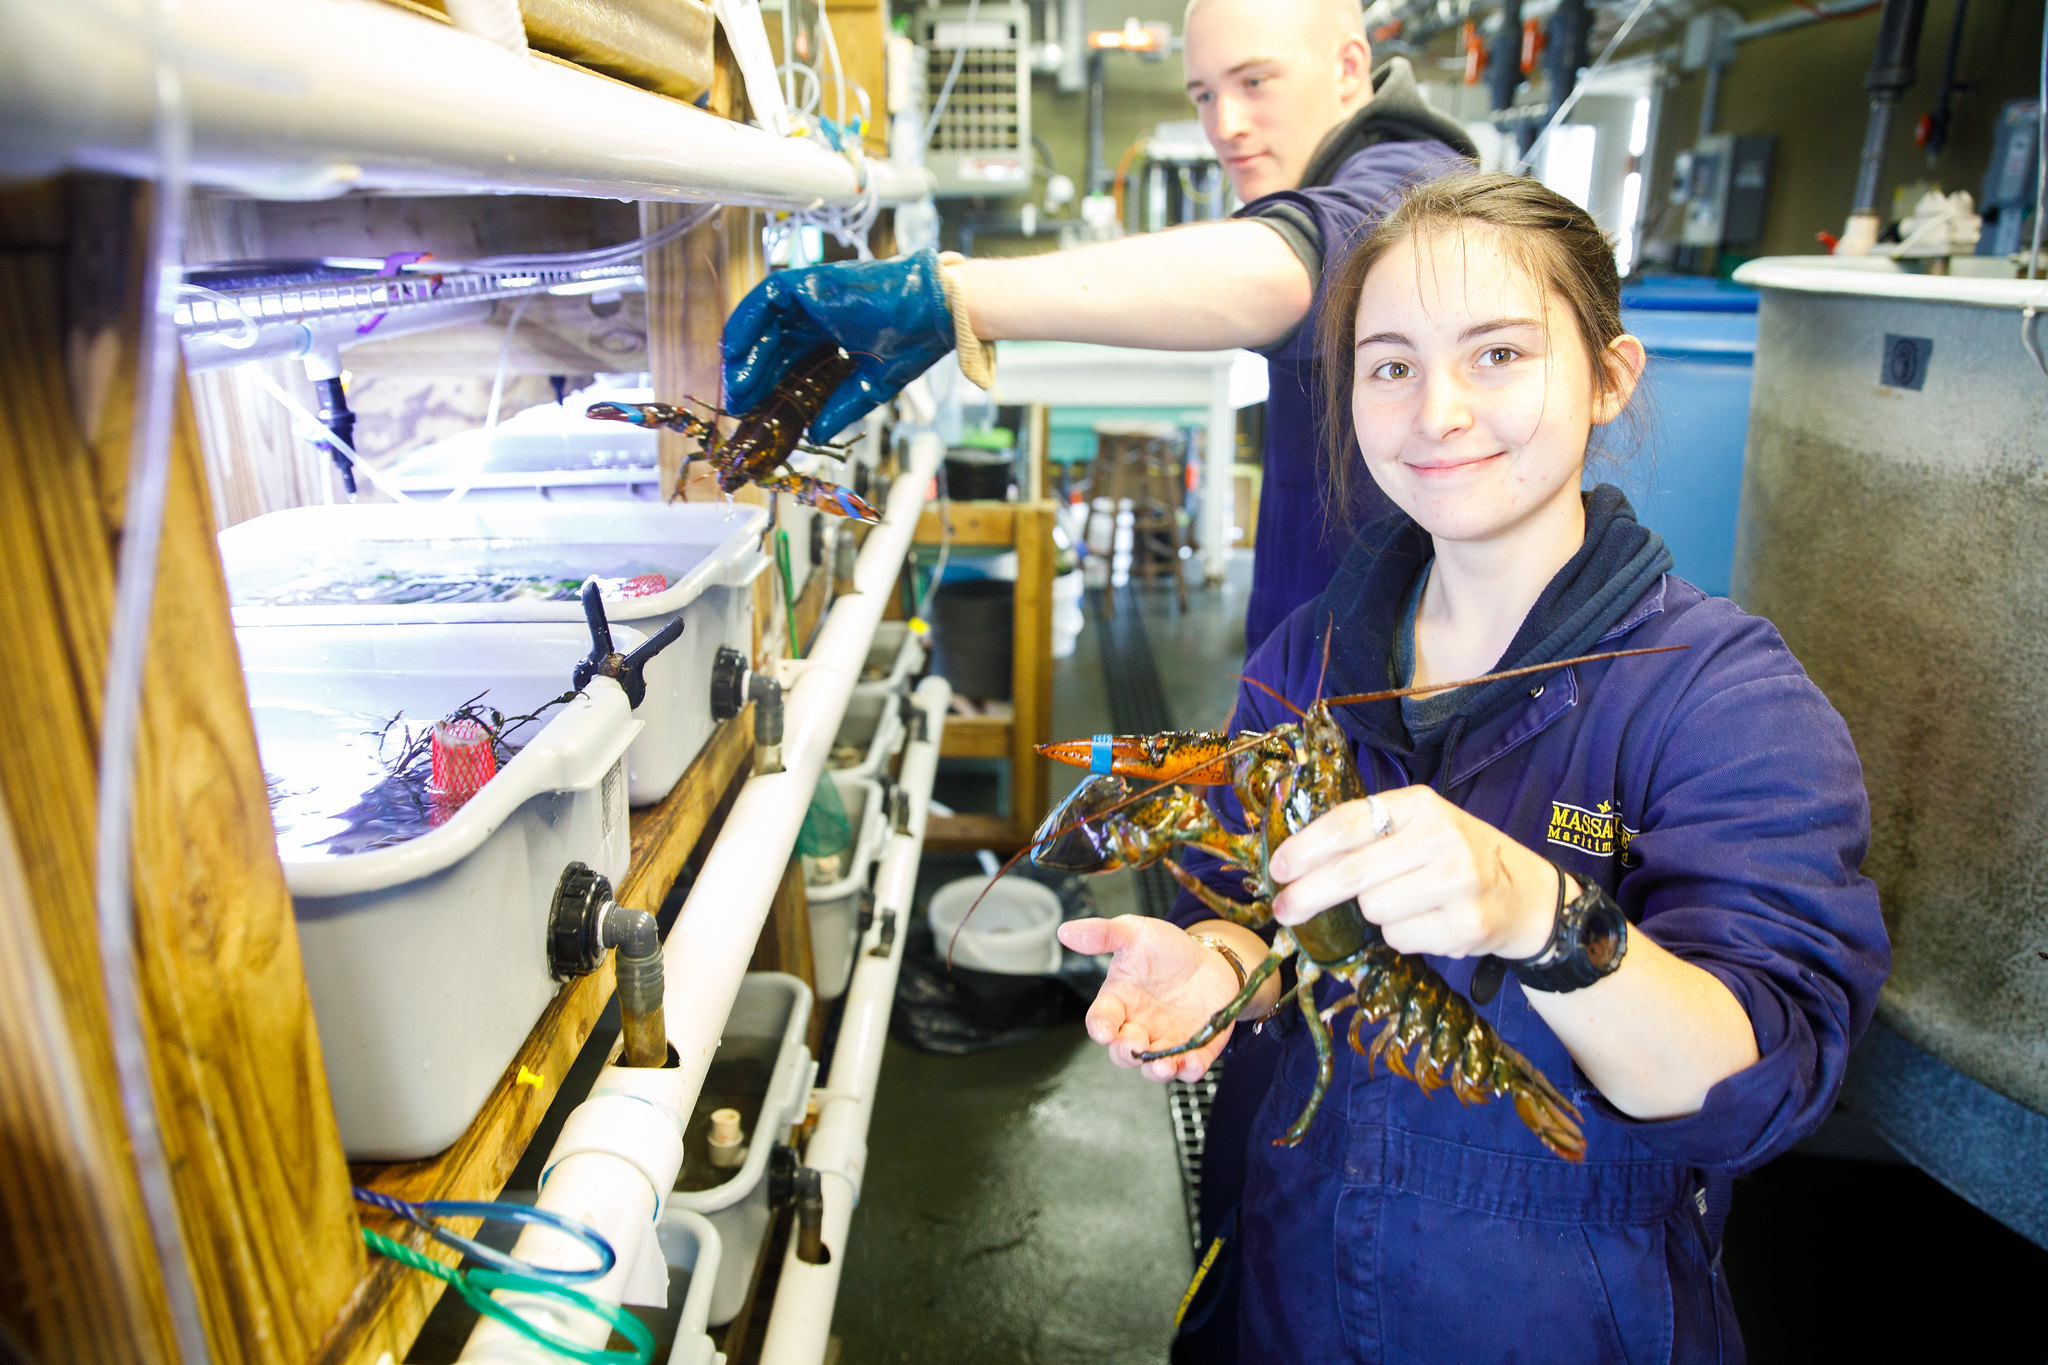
[915,500,1058,851]
[0,0,920,1358]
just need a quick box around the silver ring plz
[1366,794,1395,841]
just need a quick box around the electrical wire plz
[96,8,213,1360]
[360,1228,653,1365]
[817,2,849,129]
[913,458,953,626]
[918,0,981,156]
[446,202,722,274]
[1516,0,1662,176]
[249,367,420,504]
[350,1186,616,1284]
[775,527,803,657]
[777,58,824,115]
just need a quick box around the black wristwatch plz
[1504,864,1631,994]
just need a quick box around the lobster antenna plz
[1236,674,1307,720]
[944,726,1281,968]
[1315,616,1334,704]
[1322,644,1688,708]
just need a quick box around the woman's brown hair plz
[1314,170,1636,528]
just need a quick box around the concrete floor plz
[831,560,1251,1364]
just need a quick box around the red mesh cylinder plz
[623,572,668,598]
[431,718,497,807]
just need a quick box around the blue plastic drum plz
[1599,277,1758,598]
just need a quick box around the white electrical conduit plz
[444,0,527,55]
[0,0,934,207]
[457,432,945,1361]
[758,676,950,1365]
[96,11,214,1361]
[180,297,496,372]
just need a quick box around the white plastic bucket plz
[926,877,1064,976]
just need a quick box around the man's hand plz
[721,249,956,441]
[1268,786,1560,960]
[1057,915,1245,1082]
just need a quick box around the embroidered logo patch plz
[1546,799,1638,863]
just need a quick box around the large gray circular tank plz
[1731,258,2048,1119]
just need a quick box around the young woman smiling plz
[1059,173,1890,1362]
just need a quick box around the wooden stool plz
[1090,420,1189,611]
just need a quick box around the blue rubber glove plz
[722,249,956,442]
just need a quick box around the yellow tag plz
[516,1066,546,1091]
[907,617,931,637]
[1173,1233,1228,1330]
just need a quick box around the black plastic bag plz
[891,866,1109,1055]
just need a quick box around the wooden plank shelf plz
[939,713,1012,759]
[914,500,1057,844]
[313,712,755,1365]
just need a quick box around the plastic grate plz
[1167,1060,1224,1258]
[1091,583,1178,920]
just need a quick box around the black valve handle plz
[573,579,685,709]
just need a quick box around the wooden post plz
[0,180,361,1362]
[1010,503,1056,840]
[641,198,729,501]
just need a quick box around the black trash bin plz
[929,578,1012,701]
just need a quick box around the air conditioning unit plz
[918,3,1033,196]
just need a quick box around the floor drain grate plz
[1090,584,1178,920]
[1167,1059,1224,1257]
[1092,581,1216,1250]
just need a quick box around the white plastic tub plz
[860,620,927,689]
[927,876,1064,975]
[238,622,640,1159]
[380,380,662,503]
[220,502,768,806]
[827,684,906,782]
[668,973,815,1328]
[803,773,888,1001]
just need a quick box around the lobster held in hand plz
[1027,645,1684,1159]
[586,344,881,522]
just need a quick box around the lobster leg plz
[1134,939,1286,1062]
[1277,959,1333,1147]
[753,469,882,522]
[1163,858,1273,931]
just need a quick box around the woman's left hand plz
[1267,786,1564,960]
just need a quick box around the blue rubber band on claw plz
[1090,734,1114,774]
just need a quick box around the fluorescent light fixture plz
[1089,19,1168,51]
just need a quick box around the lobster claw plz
[1037,730,1237,785]
[1028,774,1140,873]
[827,485,883,523]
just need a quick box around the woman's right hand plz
[1056,915,1246,1083]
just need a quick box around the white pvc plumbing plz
[457,433,943,1361]
[0,0,936,207]
[180,297,497,373]
[757,675,950,1365]
[444,0,528,55]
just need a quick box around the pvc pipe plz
[757,677,950,1365]
[444,0,528,55]
[180,298,496,372]
[456,432,944,1360]
[0,0,936,208]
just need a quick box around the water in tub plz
[260,692,562,858]
[229,547,679,609]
